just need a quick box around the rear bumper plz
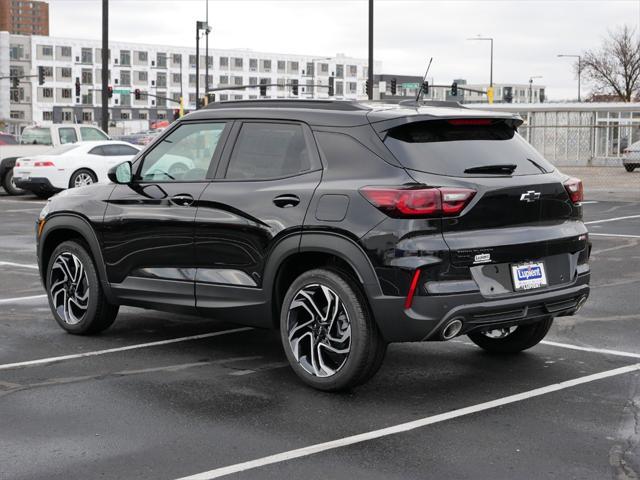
[369,273,590,343]
[14,176,62,195]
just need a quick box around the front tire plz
[467,317,553,354]
[280,268,386,391]
[2,169,26,195]
[46,240,119,335]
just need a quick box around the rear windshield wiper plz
[527,158,549,173]
[464,164,517,175]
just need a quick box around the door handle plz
[170,194,194,207]
[273,194,300,208]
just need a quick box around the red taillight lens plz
[34,161,55,167]
[15,161,20,167]
[360,186,476,218]
[564,177,583,204]
[447,118,493,126]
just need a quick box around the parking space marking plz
[589,233,640,239]
[0,294,46,304]
[585,214,640,225]
[174,363,640,480]
[579,201,599,204]
[0,261,38,269]
[542,340,640,359]
[0,327,253,371]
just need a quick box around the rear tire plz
[467,317,553,354]
[46,240,119,335]
[624,164,636,172]
[280,268,386,391]
[2,169,26,195]
[69,169,97,188]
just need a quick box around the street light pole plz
[528,75,542,103]
[367,0,373,100]
[205,0,209,98]
[557,54,581,102]
[101,0,109,133]
[195,23,200,110]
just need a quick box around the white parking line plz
[589,233,640,239]
[579,201,598,204]
[0,261,38,269]
[174,363,640,480]
[542,340,640,359]
[0,294,46,304]
[585,214,640,225]
[0,327,253,371]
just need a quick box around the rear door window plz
[225,123,311,180]
[59,127,78,144]
[383,119,554,177]
[80,127,109,141]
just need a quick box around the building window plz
[336,64,344,78]
[233,57,243,68]
[219,75,229,85]
[80,47,92,64]
[320,63,329,74]
[60,67,72,79]
[220,94,228,101]
[234,76,243,86]
[121,112,130,120]
[43,88,53,98]
[61,88,72,98]
[277,60,286,73]
[80,69,92,84]
[234,94,243,100]
[82,111,93,122]
[306,62,314,76]
[220,57,229,68]
[172,73,181,83]
[157,52,167,68]
[172,53,182,65]
[249,58,258,71]
[120,71,131,87]
[348,82,357,94]
[288,61,299,73]
[137,51,148,62]
[336,81,344,96]
[60,46,72,58]
[348,65,357,77]
[42,45,53,57]
[120,50,131,66]
[139,112,148,120]
[43,111,53,121]
[189,74,196,85]
[137,71,148,82]
[10,44,24,60]
[42,66,53,77]
[261,59,272,72]
[121,93,131,107]
[62,111,73,122]
[10,111,25,120]
[156,72,166,88]
[81,93,93,105]
[189,55,197,67]
[249,77,258,86]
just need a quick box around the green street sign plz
[401,82,420,89]
[113,89,130,94]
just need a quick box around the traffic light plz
[38,66,45,86]
[390,78,397,95]
[292,81,298,96]
[365,79,369,96]
[206,92,216,104]
[503,86,513,103]
[107,86,113,98]
[12,77,19,89]
[451,82,458,96]
[134,88,141,100]
[173,109,180,120]
[328,76,335,96]
[75,77,80,96]
[422,81,429,95]
[259,79,267,97]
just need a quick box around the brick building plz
[0,0,49,36]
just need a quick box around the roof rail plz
[204,99,370,111]
[397,100,466,109]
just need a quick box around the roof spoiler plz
[397,100,466,109]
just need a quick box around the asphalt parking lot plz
[0,189,639,480]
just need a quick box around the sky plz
[47,0,640,100]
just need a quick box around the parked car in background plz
[13,141,139,198]
[114,129,162,146]
[0,133,18,145]
[0,124,110,195]
[622,140,640,172]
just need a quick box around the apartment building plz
[0,0,49,36]
[1,32,374,133]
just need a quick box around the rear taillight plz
[447,118,493,126]
[564,177,583,204]
[360,186,476,218]
[15,161,20,167]
[34,161,55,167]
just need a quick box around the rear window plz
[20,128,53,145]
[384,119,554,177]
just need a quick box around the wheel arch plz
[0,156,19,180]
[264,232,382,328]
[39,214,116,303]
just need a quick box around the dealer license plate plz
[511,262,548,291]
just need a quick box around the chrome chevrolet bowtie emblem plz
[520,190,541,203]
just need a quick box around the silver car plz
[623,141,640,172]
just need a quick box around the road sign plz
[113,89,130,94]
[401,83,420,89]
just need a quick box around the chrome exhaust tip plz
[441,318,464,340]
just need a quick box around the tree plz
[582,25,640,102]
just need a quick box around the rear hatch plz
[378,115,587,293]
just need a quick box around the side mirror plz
[108,161,133,184]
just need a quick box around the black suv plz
[36,100,590,391]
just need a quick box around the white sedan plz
[13,141,140,197]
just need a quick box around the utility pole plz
[367,0,374,100]
[528,75,542,103]
[196,22,201,110]
[205,0,209,98]
[101,0,109,132]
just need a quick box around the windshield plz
[21,128,53,145]
[384,119,555,177]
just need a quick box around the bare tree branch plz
[582,25,640,102]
